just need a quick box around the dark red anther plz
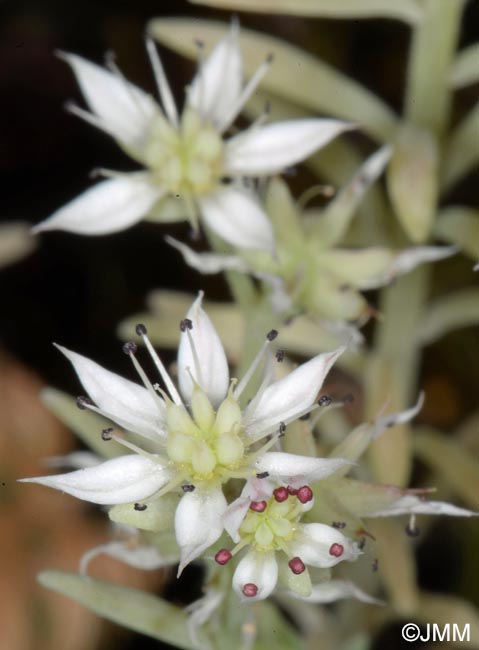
[214,549,232,565]
[250,500,267,513]
[273,487,289,503]
[296,486,313,504]
[287,485,298,496]
[329,543,344,557]
[242,583,258,598]
[288,557,306,575]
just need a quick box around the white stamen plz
[65,102,110,135]
[145,37,178,127]
[185,326,205,391]
[241,348,275,414]
[104,51,151,120]
[109,432,164,458]
[125,347,168,414]
[234,338,271,400]
[139,330,183,406]
[218,55,273,133]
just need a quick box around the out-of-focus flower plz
[168,148,456,322]
[0,223,36,269]
[32,25,350,252]
[21,293,348,573]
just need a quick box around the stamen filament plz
[105,51,151,119]
[109,433,163,461]
[139,330,183,405]
[125,348,168,414]
[234,339,270,400]
[145,37,179,127]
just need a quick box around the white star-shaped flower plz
[32,24,351,252]
[21,293,348,573]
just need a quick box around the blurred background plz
[0,1,478,649]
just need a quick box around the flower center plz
[238,490,306,552]
[145,108,224,196]
[165,387,245,482]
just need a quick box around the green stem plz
[368,0,463,486]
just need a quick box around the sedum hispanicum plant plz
[23,3,479,650]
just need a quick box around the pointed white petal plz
[224,119,352,176]
[368,495,477,517]
[177,293,229,407]
[188,24,242,128]
[20,454,173,505]
[223,477,274,543]
[33,175,164,236]
[166,236,249,274]
[290,523,361,569]
[232,550,278,603]
[388,245,458,279]
[199,187,275,252]
[79,540,177,574]
[175,486,227,575]
[244,347,344,436]
[56,345,166,439]
[292,580,382,605]
[59,52,159,148]
[254,452,351,486]
[374,392,424,440]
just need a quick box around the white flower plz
[21,293,347,573]
[32,25,351,251]
[215,476,361,603]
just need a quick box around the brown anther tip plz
[275,349,285,362]
[181,484,196,493]
[278,421,286,436]
[101,428,113,441]
[266,329,278,341]
[135,323,147,336]
[122,341,138,355]
[318,395,333,406]
[372,558,379,572]
[332,521,346,529]
[180,318,193,332]
[256,471,269,479]
[299,413,311,421]
[76,395,91,410]
[134,503,147,511]
[405,523,421,537]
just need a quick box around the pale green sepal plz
[253,601,305,650]
[414,427,479,510]
[109,493,179,532]
[442,102,479,192]
[38,570,208,649]
[316,248,393,288]
[387,124,439,243]
[265,177,303,246]
[148,18,397,143]
[450,43,479,89]
[328,424,375,476]
[434,207,479,260]
[145,195,188,223]
[41,388,125,459]
[331,478,417,517]
[416,288,479,344]
[189,0,422,24]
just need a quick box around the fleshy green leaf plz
[434,206,479,259]
[442,102,479,192]
[148,18,397,142]
[253,600,305,650]
[189,0,422,24]
[41,388,125,459]
[387,123,439,243]
[450,42,479,89]
[38,570,208,649]
[414,427,479,509]
[416,288,479,344]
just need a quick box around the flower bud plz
[191,386,215,430]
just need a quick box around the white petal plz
[232,550,278,603]
[292,580,382,605]
[175,486,227,575]
[79,540,177,574]
[166,236,249,274]
[199,187,275,252]
[254,452,351,486]
[244,347,344,436]
[33,175,164,236]
[368,495,477,517]
[374,392,424,440]
[177,293,229,407]
[56,344,166,439]
[224,119,352,176]
[20,454,173,505]
[388,245,458,279]
[223,477,274,543]
[188,24,242,128]
[290,523,361,568]
[59,52,159,148]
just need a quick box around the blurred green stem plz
[368,0,463,486]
